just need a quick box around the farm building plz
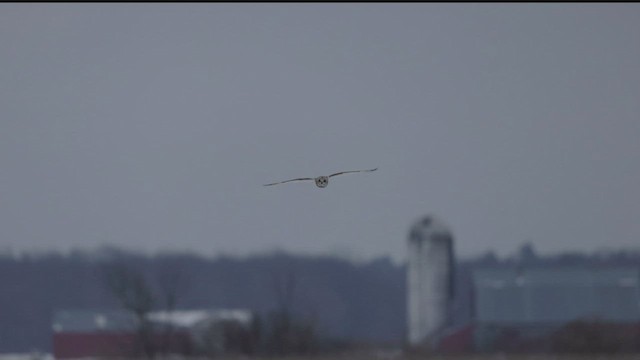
[52,309,255,359]
[438,266,640,352]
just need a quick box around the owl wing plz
[328,167,378,178]
[263,177,314,186]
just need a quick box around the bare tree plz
[154,260,190,356]
[104,263,156,359]
[264,261,317,356]
[273,267,296,315]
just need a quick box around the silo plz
[407,215,455,346]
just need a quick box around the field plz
[207,354,640,360]
[5,352,640,360]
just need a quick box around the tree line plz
[1,243,639,354]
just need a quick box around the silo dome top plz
[409,215,452,242]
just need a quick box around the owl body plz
[314,176,329,188]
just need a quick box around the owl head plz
[314,176,329,188]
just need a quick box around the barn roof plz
[52,310,136,333]
[52,309,253,333]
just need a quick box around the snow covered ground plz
[0,353,53,360]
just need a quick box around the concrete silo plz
[407,215,455,346]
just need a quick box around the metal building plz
[407,215,455,346]
[472,266,640,350]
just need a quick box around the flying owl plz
[263,168,378,188]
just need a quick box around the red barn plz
[52,309,253,359]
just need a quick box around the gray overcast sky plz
[1,4,639,262]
